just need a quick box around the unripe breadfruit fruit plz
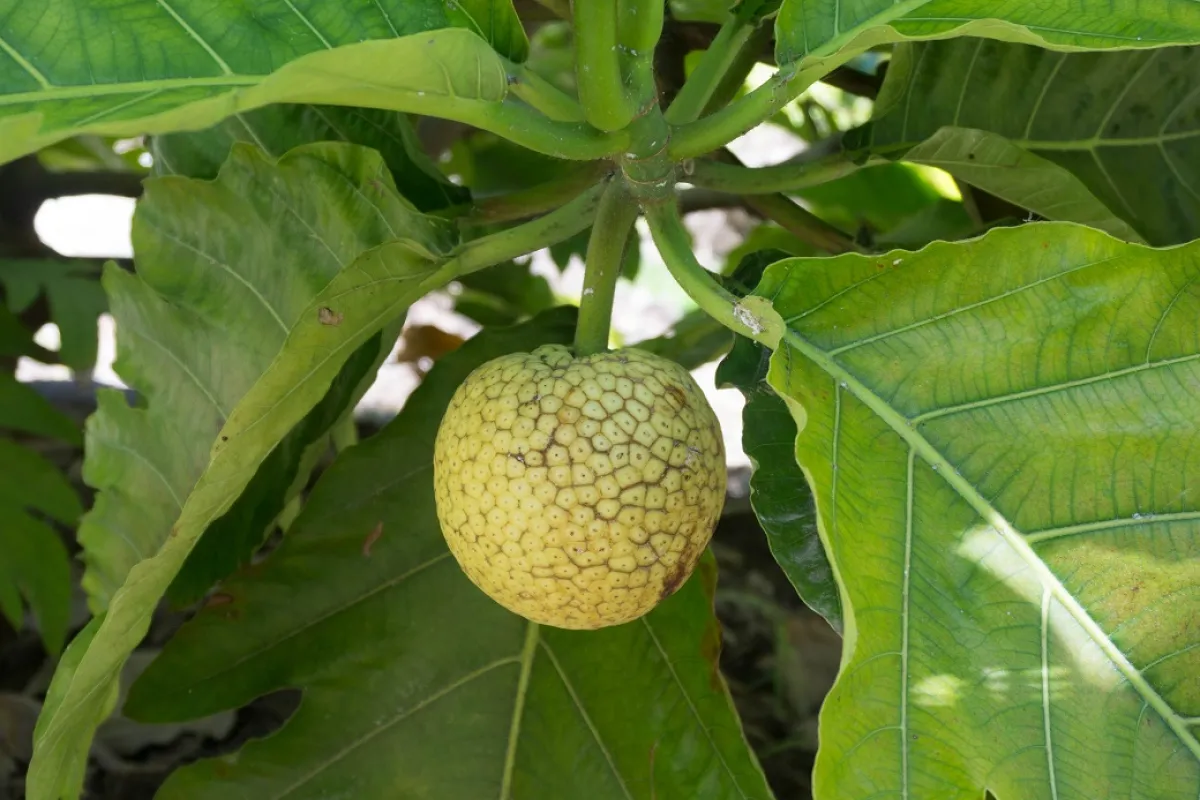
[433,345,726,629]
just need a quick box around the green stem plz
[358,87,627,160]
[619,0,663,111]
[665,16,755,125]
[504,61,587,122]
[574,0,637,132]
[619,0,665,57]
[440,182,607,281]
[642,200,774,347]
[489,103,629,160]
[743,193,862,255]
[574,180,639,355]
[668,64,805,159]
[701,22,772,118]
[469,163,610,225]
[686,142,857,194]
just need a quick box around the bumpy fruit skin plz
[433,345,726,629]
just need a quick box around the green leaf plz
[454,260,557,326]
[28,144,456,799]
[0,20,606,166]
[125,307,773,799]
[447,0,530,62]
[32,617,112,799]
[716,339,841,632]
[448,131,574,196]
[166,330,388,607]
[853,39,1199,245]
[79,140,453,610]
[0,372,81,445]
[773,0,1200,84]
[754,224,1200,798]
[873,197,977,249]
[0,440,80,655]
[637,309,733,372]
[0,439,83,527]
[0,304,51,361]
[668,0,734,23]
[152,105,469,212]
[0,259,107,371]
[795,162,946,235]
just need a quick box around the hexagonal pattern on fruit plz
[433,344,726,629]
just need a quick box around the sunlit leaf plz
[774,0,1200,89]
[753,223,1200,798]
[0,13,575,166]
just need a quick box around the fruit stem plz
[574,179,639,356]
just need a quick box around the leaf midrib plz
[778,322,1200,762]
[0,76,260,107]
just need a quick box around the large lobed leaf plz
[152,104,469,213]
[79,141,454,610]
[773,0,1200,95]
[28,142,459,799]
[852,39,1200,245]
[125,308,774,800]
[0,4,605,166]
[750,223,1200,798]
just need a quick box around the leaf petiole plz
[503,60,587,122]
[642,200,778,348]
[665,14,758,126]
[573,0,638,132]
[468,162,611,225]
[437,181,608,284]
[668,64,806,159]
[685,139,859,195]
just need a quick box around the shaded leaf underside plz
[755,224,1200,798]
[127,309,773,800]
[716,338,842,631]
[860,39,1200,245]
[152,103,468,213]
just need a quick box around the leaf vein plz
[539,640,634,800]
[640,617,748,798]
[272,654,520,799]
